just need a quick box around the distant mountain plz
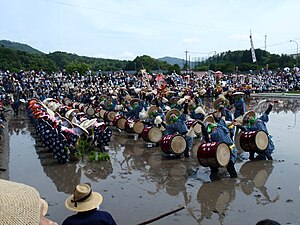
[0,40,44,55]
[158,56,184,68]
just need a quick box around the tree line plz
[194,49,298,73]
[0,44,297,75]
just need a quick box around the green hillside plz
[0,40,44,55]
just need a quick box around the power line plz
[47,0,245,32]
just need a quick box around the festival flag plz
[250,30,257,63]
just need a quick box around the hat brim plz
[65,192,103,212]
[233,92,245,95]
[40,198,48,216]
[203,115,215,124]
[242,111,256,124]
[166,109,180,125]
[130,98,141,107]
[72,123,89,135]
[80,118,97,129]
[213,97,225,110]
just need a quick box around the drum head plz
[171,135,186,155]
[253,169,268,187]
[99,109,106,118]
[107,111,116,122]
[216,143,230,167]
[148,127,163,143]
[255,131,269,151]
[86,107,95,116]
[117,118,127,130]
[193,122,202,135]
[235,129,244,154]
[133,121,144,134]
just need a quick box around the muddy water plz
[7,97,300,225]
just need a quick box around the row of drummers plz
[45,97,203,156]
[27,98,113,163]
[44,96,270,168]
[65,98,201,148]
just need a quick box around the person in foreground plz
[0,179,58,225]
[256,218,281,225]
[62,183,117,225]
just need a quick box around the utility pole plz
[184,49,189,75]
[265,35,267,51]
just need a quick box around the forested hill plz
[0,40,44,55]
[0,40,297,74]
[0,41,173,74]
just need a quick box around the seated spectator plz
[256,219,281,225]
[0,179,58,225]
[62,183,117,225]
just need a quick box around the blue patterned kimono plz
[209,119,237,163]
[244,113,274,159]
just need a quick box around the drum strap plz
[229,144,235,151]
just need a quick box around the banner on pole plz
[250,30,257,63]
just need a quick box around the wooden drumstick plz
[137,206,186,225]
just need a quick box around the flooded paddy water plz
[4,96,300,225]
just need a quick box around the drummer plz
[201,111,238,179]
[232,92,246,119]
[212,96,234,138]
[233,103,274,160]
[161,100,196,158]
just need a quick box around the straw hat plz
[242,110,256,124]
[72,122,89,135]
[66,109,79,121]
[203,114,215,125]
[80,118,97,130]
[148,105,159,115]
[130,98,141,107]
[213,96,226,110]
[165,108,181,125]
[65,183,103,212]
[232,91,245,96]
[0,179,48,224]
[194,106,206,115]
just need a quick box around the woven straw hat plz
[203,114,215,125]
[213,96,226,110]
[65,183,103,212]
[130,98,141,107]
[242,110,256,124]
[165,108,181,125]
[0,179,48,225]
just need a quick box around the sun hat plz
[65,183,103,212]
[213,96,226,110]
[242,110,256,124]
[232,91,245,95]
[165,108,181,125]
[203,114,215,125]
[0,179,48,225]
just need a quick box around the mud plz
[1,97,300,225]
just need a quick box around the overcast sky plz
[1,0,300,60]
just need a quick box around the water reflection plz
[8,118,27,135]
[239,161,279,205]
[251,98,300,114]
[81,160,113,182]
[196,179,236,224]
[41,162,81,194]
